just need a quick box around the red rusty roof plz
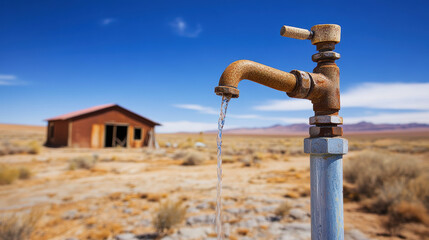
[46,103,160,125]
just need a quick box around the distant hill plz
[211,122,429,135]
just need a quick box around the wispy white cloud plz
[346,111,429,124]
[169,17,202,38]
[0,75,26,86]
[174,103,307,124]
[174,104,218,115]
[342,82,429,110]
[158,121,238,133]
[254,82,429,111]
[101,18,116,26]
[253,99,312,111]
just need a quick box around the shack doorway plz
[104,124,128,147]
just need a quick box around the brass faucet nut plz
[215,86,239,98]
[287,70,313,98]
[309,115,343,125]
[310,24,341,45]
[312,51,340,62]
[309,126,343,138]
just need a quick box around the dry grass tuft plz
[344,151,421,199]
[344,150,429,233]
[83,222,122,240]
[182,151,205,166]
[18,167,32,180]
[68,155,97,170]
[152,199,187,233]
[408,174,429,210]
[0,165,19,185]
[275,202,292,218]
[0,141,41,156]
[0,209,42,240]
[384,201,429,235]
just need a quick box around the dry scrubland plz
[0,124,429,240]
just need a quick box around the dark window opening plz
[134,128,142,140]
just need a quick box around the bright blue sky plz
[1,0,428,132]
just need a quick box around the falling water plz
[215,95,231,240]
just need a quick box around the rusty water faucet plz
[215,24,343,138]
[215,24,348,240]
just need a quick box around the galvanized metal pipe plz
[311,154,344,239]
[305,137,348,240]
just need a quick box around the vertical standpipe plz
[304,137,348,240]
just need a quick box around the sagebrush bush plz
[18,167,32,180]
[275,202,292,218]
[0,141,41,156]
[172,151,187,160]
[384,201,429,235]
[344,151,421,199]
[152,200,186,233]
[0,165,18,185]
[0,209,42,240]
[408,174,429,210]
[344,150,429,233]
[362,180,405,214]
[26,141,41,154]
[68,156,97,170]
[181,152,205,166]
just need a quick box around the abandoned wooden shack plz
[45,104,160,148]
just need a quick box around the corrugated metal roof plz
[46,103,160,125]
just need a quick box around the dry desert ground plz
[0,124,429,240]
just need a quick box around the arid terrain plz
[1,124,429,240]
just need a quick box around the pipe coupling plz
[287,70,313,98]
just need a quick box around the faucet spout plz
[215,60,297,98]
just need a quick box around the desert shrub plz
[18,167,32,180]
[384,201,429,235]
[178,137,194,149]
[26,141,41,154]
[0,141,41,156]
[182,152,205,166]
[344,151,421,199]
[344,151,429,233]
[152,200,186,233]
[0,165,19,185]
[240,157,252,167]
[362,180,405,214]
[0,209,42,240]
[286,146,304,156]
[408,174,429,210]
[275,202,292,218]
[222,156,236,164]
[68,156,97,170]
[172,151,187,160]
[268,146,286,154]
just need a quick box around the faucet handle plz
[281,24,341,45]
[280,26,313,40]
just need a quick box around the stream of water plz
[215,95,231,240]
